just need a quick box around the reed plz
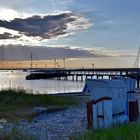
[0,126,36,140]
[73,123,140,140]
[0,88,78,121]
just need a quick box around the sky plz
[0,0,140,68]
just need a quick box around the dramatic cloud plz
[0,45,97,61]
[0,12,92,40]
[0,32,20,39]
[90,47,136,57]
[0,45,135,61]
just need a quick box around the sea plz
[0,70,85,94]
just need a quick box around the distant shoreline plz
[49,91,83,96]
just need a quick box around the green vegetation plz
[0,126,36,140]
[73,123,140,140]
[0,89,78,121]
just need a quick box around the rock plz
[0,119,7,123]
[0,124,3,129]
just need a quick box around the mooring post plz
[81,75,83,82]
[137,80,139,88]
[72,75,74,81]
[76,75,78,81]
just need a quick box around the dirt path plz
[17,104,87,140]
[16,95,91,140]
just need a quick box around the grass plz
[0,126,36,140]
[0,88,79,121]
[73,123,140,140]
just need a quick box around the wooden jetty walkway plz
[25,68,140,88]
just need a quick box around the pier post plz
[64,76,68,80]
[137,80,140,88]
[76,75,78,81]
[72,75,74,81]
[81,75,83,82]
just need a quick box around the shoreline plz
[0,93,91,140]
[49,91,84,96]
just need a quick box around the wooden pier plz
[25,68,140,88]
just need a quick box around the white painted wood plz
[103,100,113,128]
[92,104,98,129]
[92,100,113,129]
[85,78,136,129]
[98,102,104,128]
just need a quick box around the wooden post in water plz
[72,75,74,81]
[76,75,78,81]
[137,80,140,88]
[81,75,83,82]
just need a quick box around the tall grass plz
[0,89,78,121]
[0,126,36,140]
[73,123,140,140]
[0,88,77,106]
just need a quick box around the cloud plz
[0,12,92,40]
[0,44,135,61]
[0,8,31,21]
[0,32,20,39]
[50,0,74,6]
[0,45,96,61]
[90,47,136,57]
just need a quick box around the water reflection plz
[0,70,84,94]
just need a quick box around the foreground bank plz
[74,122,140,140]
[0,89,88,140]
[0,89,79,121]
[0,89,140,140]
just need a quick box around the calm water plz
[0,70,84,94]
